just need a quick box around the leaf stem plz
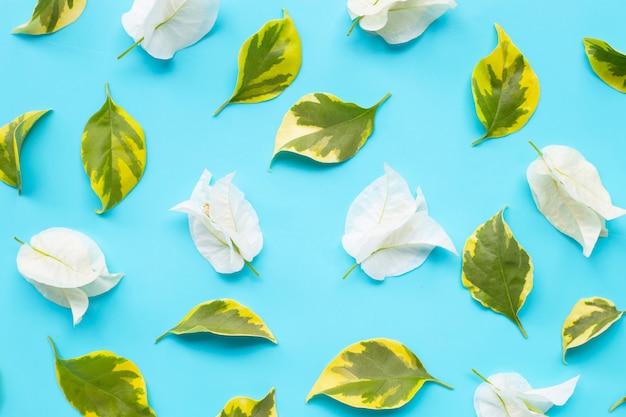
[117,36,144,60]
[610,397,626,412]
[244,259,260,277]
[13,236,25,245]
[471,134,488,147]
[342,263,359,279]
[528,140,543,157]
[471,368,492,385]
[213,100,231,116]
[154,331,170,344]
[347,16,363,37]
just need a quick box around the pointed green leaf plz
[218,388,277,417]
[583,38,626,93]
[13,0,87,35]
[215,10,302,115]
[156,299,277,343]
[306,338,451,410]
[462,208,533,337]
[562,297,624,363]
[471,24,540,145]
[49,337,156,417]
[82,84,146,214]
[0,110,50,194]
[270,92,390,166]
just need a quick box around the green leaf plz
[215,9,302,115]
[306,338,451,410]
[49,337,156,417]
[583,38,626,93]
[13,0,87,35]
[270,92,390,166]
[471,24,540,145]
[562,297,624,363]
[81,84,146,214]
[218,388,277,417]
[461,208,533,337]
[156,299,277,343]
[0,110,50,194]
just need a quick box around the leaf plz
[561,297,624,363]
[82,84,146,214]
[49,337,156,417]
[471,24,540,145]
[215,10,302,115]
[120,0,220,59]
[462,208,533,337]
[156,299,276,343]
[217,388,277,417]
[171,170,263,275]
[13,0,87,35]
[583,38,626,92]
[342,164,457,280]
[306,338,451,409]
[527,143,626,257]
[347,0,457,44]
[270,92,390,166]
[0,109,50,194]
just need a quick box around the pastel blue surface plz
[1,0,626,415]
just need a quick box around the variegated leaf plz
[13,0,87,35]
[472,24,539,145]
[306,338,451,409]
[270,92,390,166]
[462,208,533,337]
[82,84,146,214]
[215,10,302,115]
[562,297,624,363]
[156,299,276,343]
[0,110,50,194]
[218,388,277,417]
[583,38,626,93]
[49,337,156,417]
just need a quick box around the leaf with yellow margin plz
[13,0,87,35]
[583,38,626,93]
[217,388,277,417]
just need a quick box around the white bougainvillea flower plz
[527,143,626,257]
[120,0,220,59]
[171,169,263,275]
[15,227,123,326]
[473,370,579,417]
[347,0,456,44]
[342,164,457,280]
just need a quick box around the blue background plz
[1,0,626,415]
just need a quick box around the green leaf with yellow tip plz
[583,38,626,93]
[270,92,390,166]
[217,388,277,417]
[462,208,533,337]
[48,337,156,417]
[562,297,624,363]
[306,338,452,410]
[215,10,302,115]
[13,0,87,35]
[471,24,540,145]
[0,109,50,194]
[82,84,146,214]
[156,299,277,344]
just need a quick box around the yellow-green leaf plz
[583,38,626,93]
[49,337,156,417]
[156,299,277,343]
[82,84,146,214]
[0,110,50,194]
[218,388,277,417]
[462,208,533,337]
[13,0,87,35]
[471,24,540,145]
[562,297,624,363]
[270,92,390,166]
[306,338,451,410]
[215,10,302,115]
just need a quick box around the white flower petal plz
[475,381,537,417]
[521,375,580,411]
[26,278,89,326]
[81,272,125,297]
[347,0,397,18]
[121,0,156,40]
[360,12,391,32]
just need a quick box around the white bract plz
[16,227,123,326]
[121,0,220,59]
[347,0,456,44]
[527,144,626,257]
[171,170,263,275]
[474,372,579,417]
[342,164,457,280]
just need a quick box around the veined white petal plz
[121,0,156,40]
[474,381,537,417]
[359,11,391,32]
[374,0,456,44]
[521,375,580,411]
[81,272,125,297]
[26,278,89,326]
[190,169,213,202]
[347,0,398,18]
